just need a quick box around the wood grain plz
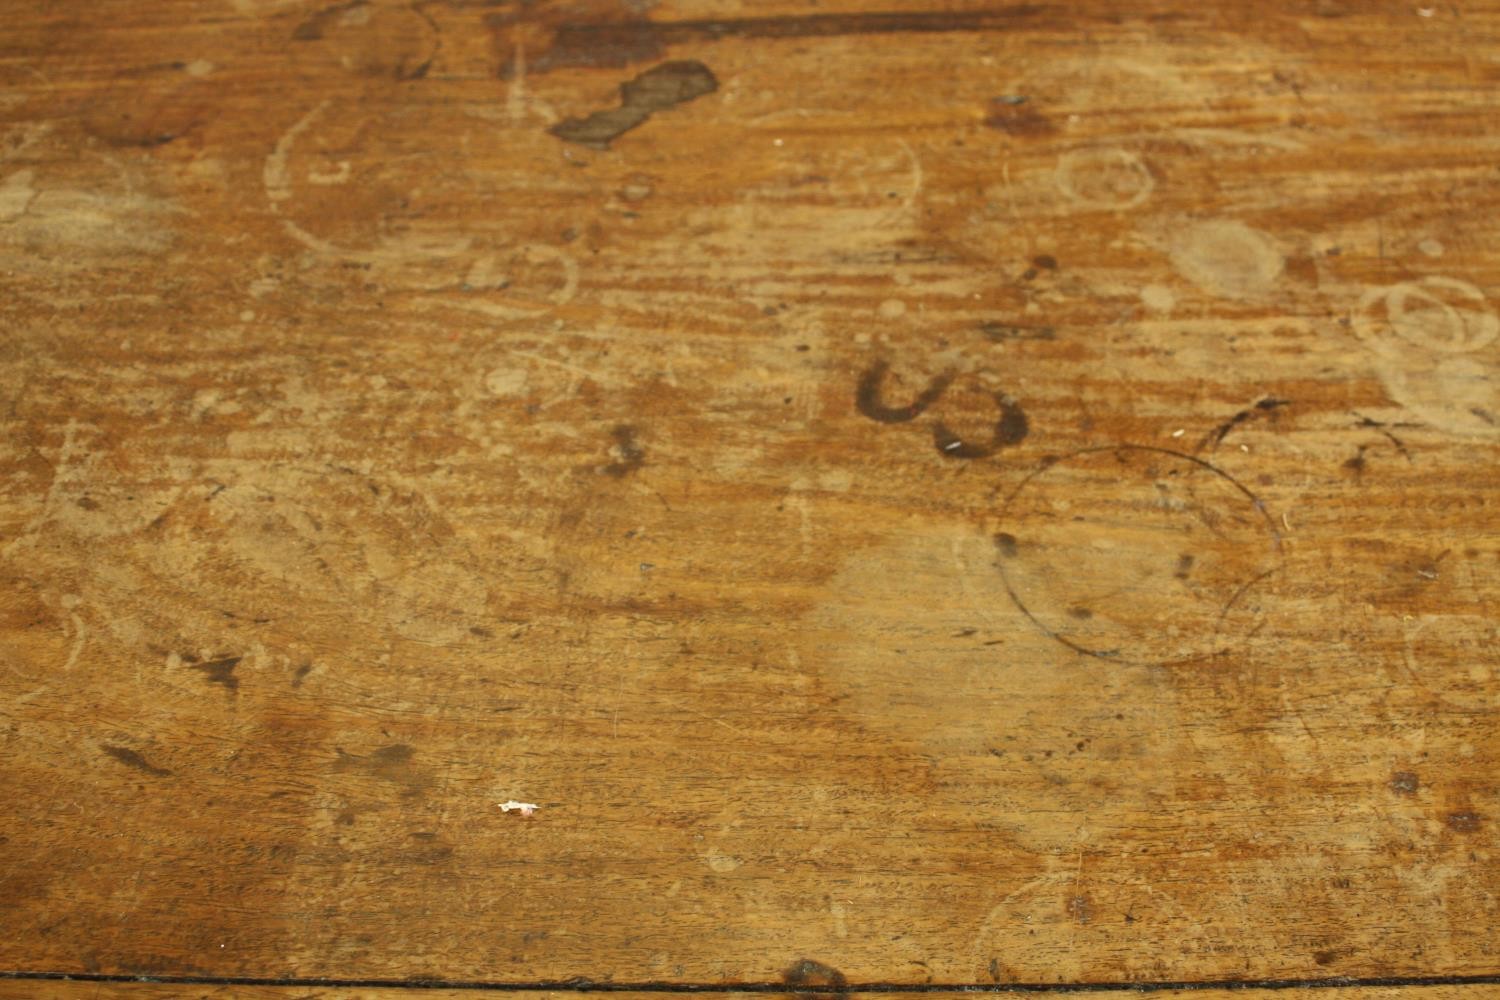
[4,990,1499,1000]
[2,0,1498,989]
[4,990,1500,1000]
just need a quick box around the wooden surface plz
[5,991,1500,1000]
[2,0,1500,994]
[3,991,1500,1000]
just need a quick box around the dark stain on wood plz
[550,60,718,150]
[191,655,241,692]
[783,957,848,996]
[601,425,646,477]
[984,94,1056,136]
[932,393,1028,458]
[1446,811,1482,833]
[855,360,954,423]
[102,745,172,778]
[980,321,1056,342]
[505,6,1053,75]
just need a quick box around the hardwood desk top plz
[1,2,1497,998]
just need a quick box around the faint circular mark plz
[1054,147,1154,211]
[1167,219,1283,301]
[1351,277,1500,436]
[993,446,1281,664]
[1354,277,1498,357]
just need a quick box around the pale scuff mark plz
[0,169,36,222]
[498,800,538,816]
[60,594,86,672]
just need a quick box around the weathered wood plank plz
[1,0,1498,987]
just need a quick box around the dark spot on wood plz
[1447,811,1482,833]
[980,321,1055,342]
[932,394,1028,458]
[602,424,646,477]
[783,958,847,995]
[855,360,954,423]
[1065,894,1092,925]
[1389,771,1419,794]
[1344,446,1367,475]
[292,661,313,686]
[1470,406,1497,426]
[1067,606,1093,620]
[995,532,1019,558]
[1032,254,1058,271]
[1174,553,1195,579]
[102,745,171,778]
[509,7,1054,75]
[984,95,1056,136]
[469,625,495,638]
[76,496,99,510]
[1314,949,1338,966]
[550,61,718,150]
[1205,397,1290,449]
[191,655,241,692]
[988,958,1001,982]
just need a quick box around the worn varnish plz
[2,0,1499,993]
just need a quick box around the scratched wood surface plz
[2,0,1499,991]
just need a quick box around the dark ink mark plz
[1174,553,1195,579]
[996,444,1280,664]
[1447,811,1482,833]
[980,321,1055,342]
[550,61,717,150]
[783,959,848,997]
[994,532,1019,558]
[1343,446,1367,476]
[855,360,954,423]
[932,394,1028,458]
[984,95,1056,136]
[1314,951,1339,967]
[191,655,241,692]
[1389,771,1419,795]
[601,425,646,477]
[506,7,1053,75]
[1352,414,1414,462]
[88,124,182,149]
[292,662,313,686]
[1204,397,1290,450]
[102,745,171,778]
